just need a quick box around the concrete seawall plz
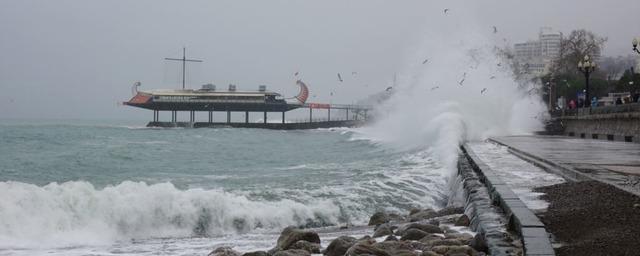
[551,103,640,143]
[460,144,555,256]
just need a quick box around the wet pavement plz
[490,135,640,196]
[466,142,565,211]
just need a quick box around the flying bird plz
[351,71,358,76]
[330,92,334,96]
[337,73,343,82]
[481,88,487,94]
[294,71,299,76]
[385,86,393,91]
[497,63,502,67]
[422,58,429,64]
[444,8,449,14]
[430,86,440,91]
[458,78,465,86]
[490,75,496,79]
[493,26,498,34]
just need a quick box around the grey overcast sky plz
[1,0,639,120]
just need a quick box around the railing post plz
[282,111,285,124]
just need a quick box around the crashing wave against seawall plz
[0,181,340,248]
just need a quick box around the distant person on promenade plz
[569,99,576,109]
[615,97,623,105]
[634,91,640,103]
[591,97,598,107]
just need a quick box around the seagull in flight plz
[490,75,496,79]
[385,86,393,91]
[294,71,299,76]
[481,88,487,94]
[430,86,439,91]
[493,26,498,34]
[422,58,429,64]
[337,73,343,82]
[444,8,449,14]
[458,78,465,86]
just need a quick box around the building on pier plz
[124,48,371,128]
[124,80,372,128]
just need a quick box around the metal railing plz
[551,102,640,117]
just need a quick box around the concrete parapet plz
[461,144,555,256]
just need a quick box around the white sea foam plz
[0,181,341,249]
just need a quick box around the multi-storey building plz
[514,27,562,75]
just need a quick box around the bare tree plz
[599,55,637,80]
[551,29,607,76]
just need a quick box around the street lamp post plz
[578,55,596,108]
[633,38,640,55]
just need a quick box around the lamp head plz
[584,55,590,61]
[633,38,639,48]
[578,61,583,68]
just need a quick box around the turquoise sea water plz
[0,120,451,255]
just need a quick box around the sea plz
[0,12,549,254]
[0,120,457,255]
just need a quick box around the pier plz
[145,103,372,129]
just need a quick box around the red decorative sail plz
[295,80,309,104]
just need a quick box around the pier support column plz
[309,108,313,123]
[227,111,231,124]
[282,112,285,124]
[189,111,194,124]
[346,108,349,121]
[264,112,267,124]
[328,108,331,121]
[245,111,249,124]
[354,110,358,120]
[152,110,158,122]
[364,110,367,121]
[171,111,177,123]
[208,111,213,123]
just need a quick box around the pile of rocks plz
[207,206,487,256]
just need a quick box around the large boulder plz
[373,224,394,238]
[396,223,443,236]
[323,236,357,256]
[372,241,414,254]
[454,214,470,227]
[208,247,242,256]
[408,209,437,222]
[345,239,390,256]
[288,240,320,254]
[368,211,390,226]
[272,249,311,256]
[434,206,464,217]
[274,226,321,251]
[400,228,429,241]
[444,233,473,244]
[242,252,269,256]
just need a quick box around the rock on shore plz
[208,206,484,256]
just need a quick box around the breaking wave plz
[0,181,340,248]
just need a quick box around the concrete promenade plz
[490,135,640,196]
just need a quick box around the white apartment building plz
[514,27,562,75]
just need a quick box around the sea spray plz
[358,5,545,170]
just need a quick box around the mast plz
[165,47,203,89]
